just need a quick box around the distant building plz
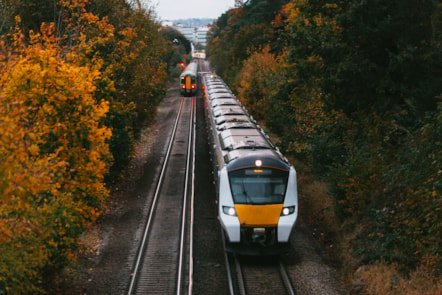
[161,21,174,27]
[161,19,211,48]
[164,25,208,47]
[195,27,209,47]
[179,26,197,44]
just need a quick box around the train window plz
[228,169,288,204]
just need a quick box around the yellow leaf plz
[28,133,37,141]
[28,144,39,155]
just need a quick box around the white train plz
[203,73,298,255]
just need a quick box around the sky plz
[148,0,235,21]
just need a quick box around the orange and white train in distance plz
[202,73,298,255]
[180,60,198,97]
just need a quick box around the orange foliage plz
[0,0,168,290]
[355,262,442,295]
[0,14,111,293]
[237,45,279,120]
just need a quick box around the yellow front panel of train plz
[234,204,283,227]
[185,76,191,89]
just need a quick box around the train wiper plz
[241,180,252,204]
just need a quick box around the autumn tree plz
[160,27,192,79]
[207,0,289,84]
[0,0,169,292]
[208,0,442,281]
[0,23,111,293]
[268,0,442,272]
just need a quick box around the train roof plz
[219,128,271,151]
[213,106,247,117]
[206,83,227,89]
[207,88,232,96]
[181,61,198,76]
[203,73,291,168]
[210,98,239,108]
[222,136,271,151]
[226,152,291,171]
[215,114,251,125]
[203,73,221,81]
[207,92,235,100]
[205,80,224,87]
[219,128,263,139]
[216,121,256,131]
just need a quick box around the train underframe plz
[224,226,291,255]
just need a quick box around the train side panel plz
[218,167,241,242]
[278,167,298,242]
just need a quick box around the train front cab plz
[218,155,298,255]
[180,73,197,97]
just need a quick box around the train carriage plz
[180,60,198,96]
[203,73,298,255]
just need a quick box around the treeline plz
[207,0,441,291]
[0,0,188,293]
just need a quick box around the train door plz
[185,75,191,91]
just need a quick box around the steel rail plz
[177,96,196,295]
[279,260,296,295]
[222,231,236,295]
[188,97,197,295]
[234,254,246,295]
[226,253,296,295]
[127,97,185,295]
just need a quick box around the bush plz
[0,34,110,293]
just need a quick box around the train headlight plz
[222,206,237,216]
[281,206,295,216]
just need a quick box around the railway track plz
[76,58,346,295]
[223,232,296,295]
[127,96,196,295]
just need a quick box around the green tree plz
[0,27,111,293]
[161,27,192,78]
[208,0,442,277]
[207,0,289,83]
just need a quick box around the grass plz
[354,262,441,295]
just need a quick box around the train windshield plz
[181,75,196,84]
[228,168,289,204]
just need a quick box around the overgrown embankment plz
[207,1,441,293]
[0,0,188,293]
